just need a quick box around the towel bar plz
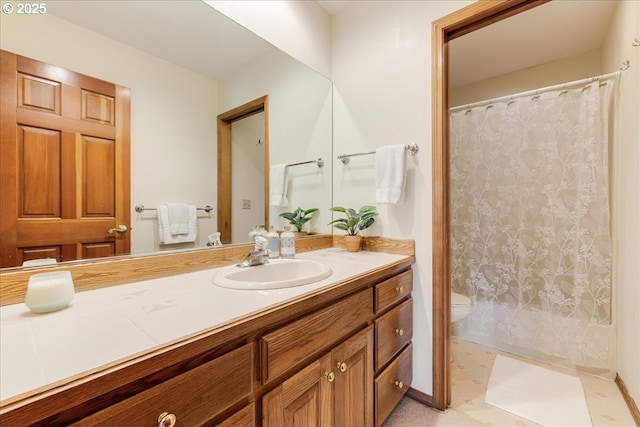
[338,143,418,165]
[286,158,324,168]
[135,204,213,213]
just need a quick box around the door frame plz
[431,0,549,410]
[217,95,269,244]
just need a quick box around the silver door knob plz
[108,224,128,234]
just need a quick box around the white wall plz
[603,0,640,407]
[0,12,218,254]
[331,0,473,396]
[231,113,266,243]
[450,50,601,107]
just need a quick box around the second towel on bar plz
[158,203,197,244]
[375,145,407,205]
[270,164,289,207]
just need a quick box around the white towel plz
[158,204,197,244]
[270,164,289,207]
[167,203,191,235]
[375,145,407,205]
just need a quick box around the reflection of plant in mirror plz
[328,206,378,236]
[279,208,319,232]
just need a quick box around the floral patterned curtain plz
[450,76,618,373]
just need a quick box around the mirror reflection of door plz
[0,50,131,268]
[231,112,265,243]
[217,95,269,244]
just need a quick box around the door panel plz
[83,135,115,216]
[19,126,61,216]
[0,50,130,267]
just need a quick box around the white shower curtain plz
[450,75,618,373]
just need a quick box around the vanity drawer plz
[73,344,254,427]
[261,288,373,384]
[374,270,413,313]
[375,343,412,427]
[375,297,412,370]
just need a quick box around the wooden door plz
[262,354,333,427]
[332,325,374,427]
[0,50,130,267]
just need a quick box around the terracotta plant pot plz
[344,235,363,252]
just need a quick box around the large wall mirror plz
[0,0,333,268]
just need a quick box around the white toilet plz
[451,292,472,323]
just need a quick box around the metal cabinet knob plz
[394,328,404,336]
[337,362,347,372]
[395,380,404,390]
[396,286,404,294]
[158,412,176,427]
[108,224,128,234]
[324,371,335,382]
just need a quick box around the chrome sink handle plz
[237,236,270,267]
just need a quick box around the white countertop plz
[0,249,410,402]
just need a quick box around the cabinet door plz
[216,403,256,427]
[332,325,374,427]
[263,354,333,427]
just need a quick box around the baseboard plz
[406,387,435,408]
[615,373,640,426]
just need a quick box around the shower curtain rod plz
[450,65,627,113]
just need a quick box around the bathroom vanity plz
[0,243,414,427]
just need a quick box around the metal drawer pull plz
[395,286,404,294]
[158,412,176,427]
[337,362,347,372]
[395,380,404,390]
[324,371,335,382]
[394,328,404,336]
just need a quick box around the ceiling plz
[449,1,618,88]
[45,1,275,80]
[46,1,618,88]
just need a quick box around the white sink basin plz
[211,258,333,290]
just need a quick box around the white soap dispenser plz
[280,225,295,259]
[266,226,280,259]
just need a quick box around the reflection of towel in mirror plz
[375,145,407,205]
[270,164,289,207]
[158,204,197,244]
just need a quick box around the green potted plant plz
[279,207,318,235]
[328,205,379,252]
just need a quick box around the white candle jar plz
[25,271,75,313]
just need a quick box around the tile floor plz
[449,337,637,427]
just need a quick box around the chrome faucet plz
[237,235,270,268]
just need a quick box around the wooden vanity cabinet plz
[263,325,374,427]
[3,259,414,427]
[263,268,414,427]
[373,269,414,427]
[71,343,255,427]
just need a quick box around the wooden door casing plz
[0,50,130,267]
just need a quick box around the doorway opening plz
[217,95,270,244]
[431,0,549,410]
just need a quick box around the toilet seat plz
[451,292,471,306]
[451,292,472,323]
